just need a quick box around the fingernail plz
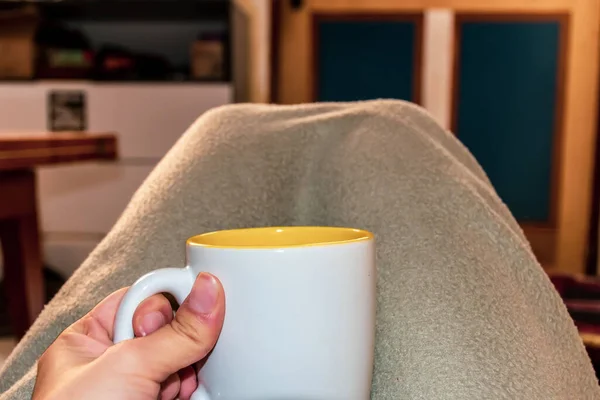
[139,311,166,337]
[188,273,219,315]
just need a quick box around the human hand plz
[33,272,225,400]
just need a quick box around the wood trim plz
[0,169,45,338]
[451,12,571,21]
[231,0,253,102]
[451,13,569,231]
[277,0,312,104]
[551,14,570,230]
[450,15,461,135]
[0,133,118,170]
[586,39,600,275]
[0,132,115,143]
[586,103,600,274]
[270,0,282,102]
[0,144,112,160]
[0,170,37,219]
[522,223,556,268]
[311,13,321,102]
[556,0,600,274]
[311,0,573,13]
[413,14,424,105]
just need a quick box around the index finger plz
[70,288,128,342]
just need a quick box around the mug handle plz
[113,267,194,343]
[113,267,213,400]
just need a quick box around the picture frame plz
[48,90,87,131]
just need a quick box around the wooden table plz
[0,133,117,338]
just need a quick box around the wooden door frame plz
[586,77,600,275]
[274,0,600,274]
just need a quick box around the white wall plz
[0,82,232,279]
[422,9,454,130]
[239,0,271,103]
[250,0,271,103]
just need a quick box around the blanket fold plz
[1,100,597,399]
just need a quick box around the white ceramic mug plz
[113,226,376,400]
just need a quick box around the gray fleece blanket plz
[0,100,598,399]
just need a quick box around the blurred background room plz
[2,0,600,379]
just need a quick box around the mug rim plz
[187,226,373,249]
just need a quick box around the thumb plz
[115,272,225,382]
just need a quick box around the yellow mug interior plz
[187,226,373,249]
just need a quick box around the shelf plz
[1,0,231,22]
[0,78,231,84]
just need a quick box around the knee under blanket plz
[0,100,597,399]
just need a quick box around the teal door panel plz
[456,21,561,222]
[316,19,419,102]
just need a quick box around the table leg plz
[0,170,45,339]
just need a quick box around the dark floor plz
[0,267,65,337]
